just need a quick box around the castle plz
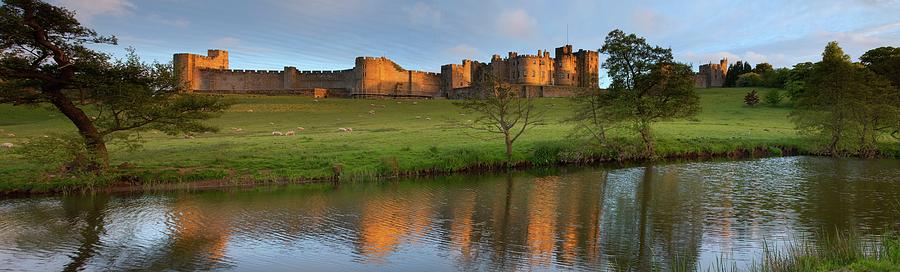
[173,44,599,99]
[694,58,728,88]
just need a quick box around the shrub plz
[764,89,783,106]
[744,90,760,106]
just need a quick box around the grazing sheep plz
[338,128,348,132]
[285,131,295,136]
[296,127,305,131]
[415,116,421,119]
[1,143,13,149]
[368,110,376,115]
[269,122,275,125]
[6,133,14,137]
[425,117,431,120]
[412,101,418,105]
[235,128,243,132]
[346,128,353,132]
[314,99,319,102]
[247,109,254,112]
[272,131,284,136]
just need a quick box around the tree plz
[859,46,900,88]
[762,68,790,88]
[764,89,782,106]
[792,41,856,155]
[454,75,543,163]
[744,90,760,106]
[736,72,763,87]
[0,0,230,172]
[753,63,774,75]
[598,29,700,157]
[785,62,814,101]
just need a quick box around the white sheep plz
[415,116,421,119]
[412,101,418,105]
[1,143,13,149]
[285,131,295,136]
[6,133,14,137]
[346,128,353,132]
[296,127,305,131]
[272,131,284,136]
[338,128,348,132]
[368,110,376,115]
[269,122,275,125]
[425,117,431,120]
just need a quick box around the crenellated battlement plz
[299,69,353,74]
[202,68,284,74]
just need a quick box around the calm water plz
[1,156,898,271]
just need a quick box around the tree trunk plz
[43,87,109,171]
[504,131,513,165]
[638,123,654,158]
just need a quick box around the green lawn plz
[0,88,896,192]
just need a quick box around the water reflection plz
[0,156,898,271]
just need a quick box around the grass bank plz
[0,88,897,194]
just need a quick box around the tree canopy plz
[0,0,230,172]
[595,29,700,157]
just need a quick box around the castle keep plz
[173,44,599,98]
[694,58,728,88]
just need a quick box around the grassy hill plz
[0,88,896,192]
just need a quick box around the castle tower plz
[720,58,729,77]
[553,45,577,86]
[173,49,229,92]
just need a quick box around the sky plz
[53,0,900,83]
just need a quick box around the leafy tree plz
[785,62,814,101]
[454,75,543,163]
[790,41,899,156]
[762,68,790,88]
[859,46,900,88]
[598,29,699,157]
[852,68,899,157]
[0,0,230,172]
[736,72,763,87]
[744,90,760,106]
[753,63,774,75]
[764,89,783,106]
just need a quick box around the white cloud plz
[53,0,134,22]
[447,44,479,59]
[496,9,538,40]
[404,2,442,26]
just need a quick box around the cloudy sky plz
[55,0,900,82]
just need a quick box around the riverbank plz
[1,88,898,194]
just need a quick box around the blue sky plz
[56,0,900,82]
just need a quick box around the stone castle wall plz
[174,44,598,98]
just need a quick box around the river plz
[1,156,898,271]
